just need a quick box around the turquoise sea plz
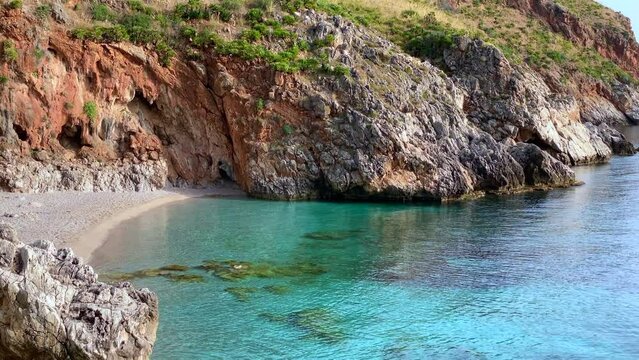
[94,131,639,359]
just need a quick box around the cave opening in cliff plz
[12,124,28,141]
[516,128,551,151]
[218,160,235,181]
[57,123,83,150]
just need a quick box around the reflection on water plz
[94,152,639,359]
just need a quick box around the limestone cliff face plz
[443,37,635,165]
[0,5,637,200]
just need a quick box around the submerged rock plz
[101,264,200,283]
[261,307,346,343]
[0,223,158,359]
[263,285,291,295]
[303,229,363,241]
[163,273,205,283]
[225,287,258,302]
[198,259,326,281]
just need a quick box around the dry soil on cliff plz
[0,182,244,263]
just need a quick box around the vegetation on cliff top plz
[71,0,349,74]
[65,0,635,85]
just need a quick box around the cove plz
[93,154,639,359]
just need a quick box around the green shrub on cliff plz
[156,41,176,67]
[252,0,273,12]
[127,0,154,15]
[6,0,22,10]
[91,3,114,22]
[83,101,99,122]
[35,4,52,19]
[0,75,8,86]
[72,26,129,42]
[175,0,210,20]
[1,40,18,63]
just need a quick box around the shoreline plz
[0,183,244,265]
[75,193,193,262]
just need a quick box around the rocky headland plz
[0,223,158,359]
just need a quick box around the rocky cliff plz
[0,223,158,359]
[0,0,637,201]
[506,0,639,78]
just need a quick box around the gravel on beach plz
[0,184,243,253]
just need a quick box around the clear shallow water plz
[94,138,639,359]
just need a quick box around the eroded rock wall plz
[0,8,232,187]
[2,8,636,201]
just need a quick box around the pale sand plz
[0,183,244,264]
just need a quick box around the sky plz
[596,0,639,38]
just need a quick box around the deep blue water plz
[94,135,639,359]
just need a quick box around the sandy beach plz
[0,183,244,263]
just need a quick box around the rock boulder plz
[0,223,158,360]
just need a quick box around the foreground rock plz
[0,223,158,359]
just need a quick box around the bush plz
[121,13,153,29]
[252,0,273,12]
[282,15,296,25]
[273,28,294,39]
[403,22,465,62]
[2,41,18,63]
[245,8,263,23]
[279,0,319,13]
[91,3,113,21]
[121,14,161,44]
[128,0,154,14]
[282,123,294,135]
[35,4,52,19]
[191,28,222,48]
[312,34,334,48]
[175,0,210,20]
[242,29,262,42]
[0,75,8,86]
[220,0,242,12]
[72,26,129,43]
[209,4,232,22]
[34,47,45,61]
[83,101,99,121]
[546,50,567,64]
[156,42,176,67]
[101,25,130,42]
[7,0,22,10]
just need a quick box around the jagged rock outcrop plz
[0,223,159,359]
[508,143,575,187]
[610,83,639,123]
[214,11,578,200]
[443,37,636,164]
